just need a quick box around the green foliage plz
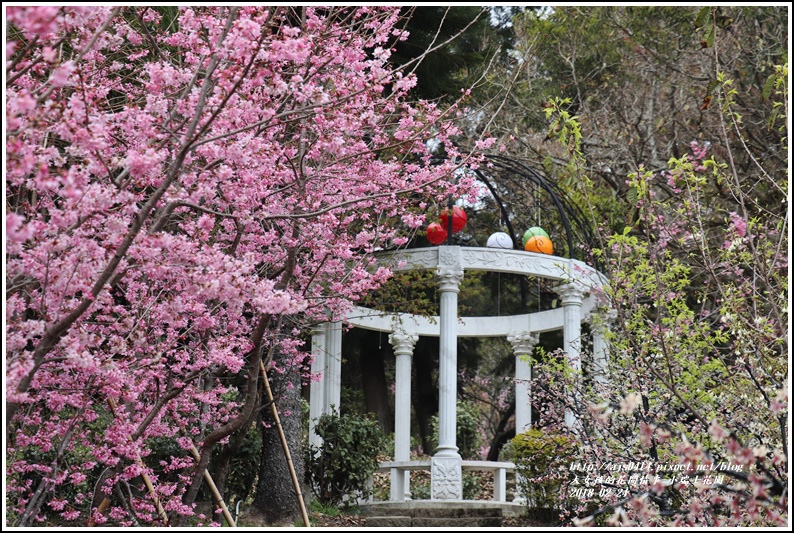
[391,7,498,102]
[531,13,788,521]
[462,471,486,500]
[429,400,483,460]
[510,429,577,510]
[210,423,262,506]
[305,409,386,508]
[409,471,485,501]
[360,270,438,316]
[308,498,342,517]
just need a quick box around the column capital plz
[435,268,464,293]
[310,322,327,336]
[555,282,586,305]
[389,331,418,356]
[507,332,540,356]
[588,307,618,333]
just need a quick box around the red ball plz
[426,222,448,245]
[440,206,467,233]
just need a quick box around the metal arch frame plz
[471,154,601,266]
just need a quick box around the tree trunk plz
[486,400,516,461]
[252,365,304,525]
[210,424,249,520]
[360,330,394,433]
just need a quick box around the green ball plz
[522,227,549,246]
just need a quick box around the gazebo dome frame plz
[471,154,601,265]
[307,156,611,504]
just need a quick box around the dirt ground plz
[308,513,559,528]
[235,508,560,528]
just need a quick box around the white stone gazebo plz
[308,243,610,503]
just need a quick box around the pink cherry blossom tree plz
[6,6,487,525]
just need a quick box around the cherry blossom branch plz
[15,408,84,526]
[34,8,122,104]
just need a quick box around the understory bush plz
[509,429,577,511]
[305,409,385,507]
[429,400,483,459]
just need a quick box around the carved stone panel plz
[430,456,463,500]
[438,245,462,268]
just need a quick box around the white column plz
[507,332,539,435]
[324,321,343,413]
[431,246,464,500]
[308,323,328,451]
[389,330,418,501]
[591,308,616,386]
[556,283,586,428]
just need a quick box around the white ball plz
[486,232,513,249]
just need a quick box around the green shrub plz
[407,471,484,501]
[462,472,485,500]
[305,409,385,508]
[429,400,483,459]
[509,429,577,510]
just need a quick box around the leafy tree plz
[389,6,500,103]
[5,6,484,526]
[466,6,787,233]
[528,25,787,528]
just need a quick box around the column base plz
[430,455,462,500]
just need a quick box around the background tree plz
[466,5,788,231]
[389,6,506,103]
[522,8,788,526]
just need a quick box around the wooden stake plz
[187,444,237,527]
[86,497,111,527]
[260,361,311,527]
[106,398,170,525]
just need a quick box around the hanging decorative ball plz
[522,226,550,247]
[440,206,467,233]
[486,232,513,249]
[524,235,554,255]
[426,222,448,245]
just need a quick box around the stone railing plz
[370,460,517,503]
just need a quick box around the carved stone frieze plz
[461,248,560,278]
[376,248,438,271]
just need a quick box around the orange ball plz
[524,235,553,255]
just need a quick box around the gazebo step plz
[365,515,412,527]
[412,506,502,518]
[411,516,503,527]
[361,501,516,527]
